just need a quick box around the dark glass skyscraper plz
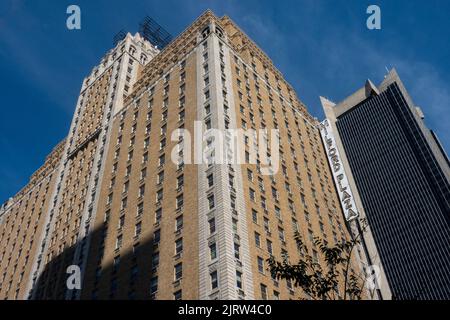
[321,69,450,299]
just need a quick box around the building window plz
[260,284,268,300]
[210,271,218,290]
[271,187,278,200]
[252,209,258,224]
[175,263,182,280]
[234,242,240,259]
[176,194,184,209]
[287,279,293,291]
[249,188,256,201]
[232,218,238,233]
[278,227,285,242]
[121,197,127,210]
[267,239,273,255]
[156,189,163,202]
[175,238,183,254]
[176,215,183,231]
[157,171,164,185]
[255,232,261,248]
[205,118,212,130]
[118,215,125,229]
[139,185,145,197]
[155,208,162,223]
[207,173,214,188]
[261,197,267,210]
[273,291,280,300]
[135,222,142,237]
[151,252,159,269]
[312,250,319,263]
[123,181,129,193]
[174,290,182,300]
[130,265,138,282]
[209,242,217,260]
[247,169,253,181]
[177,174,184,189]
[116,235,123,250]
[275,206,281,220]
[257,256,264,273]
[207,194,215,210]
[236,271,243,289]
[104,209,111,222]
[159,154,165,167]
[150,276,158,295]
[142,152,149,164]
[209,217,216,234]
[308,229,314,242]
[263,217,270,234]
[154,229,161,244]
[160,138,166,150]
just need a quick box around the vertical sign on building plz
[320,119,358,221]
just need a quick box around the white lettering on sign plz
[320,119,358,221]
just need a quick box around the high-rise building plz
[0,140,65,299]
[0,31,158,300]
[320,69,450,299]
[1,10,373,300]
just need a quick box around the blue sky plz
[1,0,449,202]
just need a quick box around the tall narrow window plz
[209,217,216,234]
[155,208,162,223]
[174,263,182,280]
[210,271,218,290]
[176,215,183,231]
[255,232,261,247]
[150,276,158,294]
[116,235,123,250]
[175,238,183,254]
[236,271,243,289]
[257,256,264,273]
[208,194,215,210]
[260,284,268,300]
[135,222,142,237]
[209,242,217,260]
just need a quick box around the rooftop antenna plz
[113,29,127,46]
[138,16,173,49]
[384,66,390,78]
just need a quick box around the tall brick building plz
[0,10,386,300]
